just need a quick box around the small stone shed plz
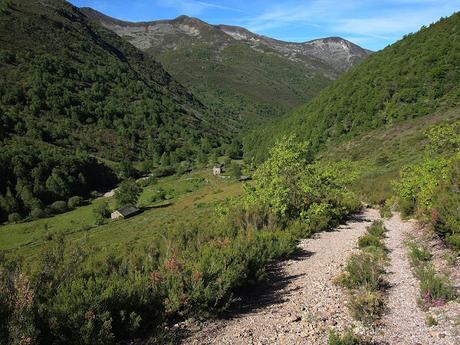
[213,164,224,175]
[111,205,142,220]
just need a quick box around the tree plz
[93,201,110,225]
[226,139,243,159]
[228,163,242,179]
[114,179,142,207]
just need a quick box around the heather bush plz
[328,329,369,345]
[358,234,382,250]
[415,266,457,306]
[349,290,385,324]
[407,242,432,266]
[339,252,384,291]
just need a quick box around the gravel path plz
[180,208,380,345]
[372,213,460,345]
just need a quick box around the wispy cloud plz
[237,0,458,48]
[157,0,243,16]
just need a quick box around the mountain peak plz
[82,8,370,73]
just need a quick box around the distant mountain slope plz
[244,13,460,162]
[81,8,371,127]
[0,0,223,161]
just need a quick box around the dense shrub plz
[67,196,84,209]
[50,200,67,214]
[93,201,110,225]
[366,220,386,238]
[408,242,432,266]
[244,136,360,224]
[30,208,46,220]
[338,220,388,324]
[394,121,460,249]
[349,290,385,324]
[358,234,382,250]
[114,179,142,208]
[339,252,384,292]
[7,213,22,223]
[415,266,457,305]
[328,329,370,345]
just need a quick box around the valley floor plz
[178,210,460,345]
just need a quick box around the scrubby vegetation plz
[328,329,371,345]
[406,240,457,307]
[394,121,460,252]
[338,221,387,324]
[0,137,360,344]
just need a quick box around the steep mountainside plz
[0,0,224,220]
[244,13,460,162]
[0,0,223,161]
[81,8,371,127]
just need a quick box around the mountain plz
[0,0,225,160]
[81,8,371,127]
[244,13,460,162]
[0,0,224,220]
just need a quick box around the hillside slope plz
[0,0,224,221]
[245,13,460,162]
[81,8,371,127]
[0,0,223,161]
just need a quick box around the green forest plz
[0,0,229,222]
[244,13,460,162]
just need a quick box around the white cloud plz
[237,0,459,47]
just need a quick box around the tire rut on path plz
[181,208,380,345]
[372,213,460,345]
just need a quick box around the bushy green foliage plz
[407,242,432,266]
[349,290,385,323]
[115,179,142,207]
[244,136,359,223]
[0,139,117,222]
[93,201,110,225]
[328,329,369,345]
[358,234,382,250]
[245,13,460,162]
[339,252,384,292]
[394,121,460,249]
[415,266,457,305]
[338,220,387,323]
[7,213,22,223]
[50,200,68,214]
[366,220,386,238]
[68,196,84,209]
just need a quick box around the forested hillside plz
[0,0,224,221]
[245,13,460,162]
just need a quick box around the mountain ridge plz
[81,7,371,127]
[81,8,371,74]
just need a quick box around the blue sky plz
[69,0,459,50]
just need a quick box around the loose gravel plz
[180,209,379,345]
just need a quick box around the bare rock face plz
[81,8,371,75]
